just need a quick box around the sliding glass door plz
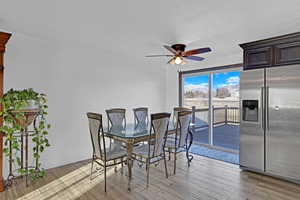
[212,71,240,150]
[183,74,210,144]
[181,69,240,152]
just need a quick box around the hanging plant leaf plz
[0,88,51,181]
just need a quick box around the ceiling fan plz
[146,44,212,65]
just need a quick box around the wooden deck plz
[193,124,240,150]
[1,154,300,200]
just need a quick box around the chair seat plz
[133,144,163,162]
[95,146,127,161]
[133,144,154,158]
[96,148,127,161]
[107,147,127,160]
[165,137,179,147]
[165,137,186,150]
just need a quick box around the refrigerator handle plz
[266,86,270,130]
[261,87,265,129]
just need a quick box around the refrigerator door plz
[266,65,300,181]
[240,69,265,171]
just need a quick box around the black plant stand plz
[5,109,39,188]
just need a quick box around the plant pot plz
[22,100,40,110]
[10,100,40,128]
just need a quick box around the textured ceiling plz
[1,0,300,67]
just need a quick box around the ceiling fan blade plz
[183,47,211,56]
[184,56,205,61]
[163,45,177,54]
[146,55,173,57]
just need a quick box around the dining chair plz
[133,107,149,146]
[169,107,190,147]
[87,112,127,192]
[165,110,192,175]
[172,107,190,126]
[133,107,149,125]
[132,112,171,187]
[106,108,126,128]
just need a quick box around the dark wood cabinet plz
[244,47,272,69]
[240,32,300,70]
[274,41,300,66]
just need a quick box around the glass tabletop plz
[104,122,194,139]
[103,123,150,138]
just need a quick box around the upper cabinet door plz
[274,41,300,66]
[241,32,300,70]
[244,47,272,70]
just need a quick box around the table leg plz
[126,143,133,191]
[25,128,28,186]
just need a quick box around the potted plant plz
[0,88,51,180]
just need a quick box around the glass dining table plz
[103,122,194,191]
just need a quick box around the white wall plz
[3,33,167,176]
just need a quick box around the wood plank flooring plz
[1,154,300,200]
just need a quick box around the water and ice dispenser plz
[242,100,259,122]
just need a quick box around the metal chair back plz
[173,107,190,126]
[133,107,149,125]
[176,111,192,148]
[87,112,106,159]
[106,108,126,128]
[149,113,171,157]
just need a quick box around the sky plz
[184,71,240,90]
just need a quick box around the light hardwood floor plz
[1,154,300,200]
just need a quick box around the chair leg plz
[163,152,168,178]
[174,152,177,175]
[138,156,143,168]
[186,148,190,167]
[90,157,94,181]
[114,160,117,173]
[121,158,124,175]
[104,166,107,193]
[168,148,171,161]
[146,158,150,187]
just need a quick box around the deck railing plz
[191,105,239,129]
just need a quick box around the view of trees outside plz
[183,71,240,108]
[212,71,240,126]
[212,71,240,108]
[183,71,240,125]
[183,74,209,109]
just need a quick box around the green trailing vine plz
[0,88,51,180]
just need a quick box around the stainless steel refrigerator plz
[240,64,300,183]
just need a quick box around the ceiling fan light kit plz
[146,43,211,65]
[174,56,183,64]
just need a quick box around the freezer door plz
[266,65,300,181]
[240,69,265,171]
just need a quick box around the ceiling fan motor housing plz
[171,44,186,52]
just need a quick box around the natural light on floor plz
[17,163,121,200]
